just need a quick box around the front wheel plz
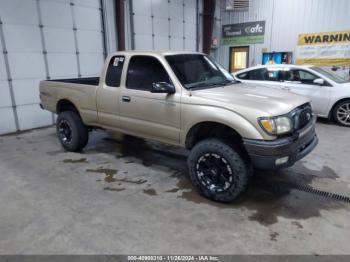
[56,111,89,152]
[187,138,251,203]
[333,100,350,127]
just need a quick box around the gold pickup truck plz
[40,51,318,202]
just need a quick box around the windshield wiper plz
[215,79,237,85]
[188,83,220,89]
[188,80,236,90]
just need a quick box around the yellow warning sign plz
[298,30,350,46]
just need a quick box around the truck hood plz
[191,82,311,116]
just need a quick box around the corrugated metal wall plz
[216,0,350,69]
[0,0,107,135]
[129,0,199,52]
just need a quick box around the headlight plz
[259,116,292,135]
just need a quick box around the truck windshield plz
[165,54,236,89]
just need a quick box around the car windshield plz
[165,54,237,89]
[311,66,349,84]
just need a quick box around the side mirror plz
[313,78,324,85]
[151,82,175,94]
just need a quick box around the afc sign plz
[222,21,265,38]
[222,21,265,45]
[245,23,264,34]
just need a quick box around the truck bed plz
[48,77,99,86]
[40,77,100,123]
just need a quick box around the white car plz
[233,64,350,126]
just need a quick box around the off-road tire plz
[332,99,350,127]
[187,138,251,203]
[56,111,89,152]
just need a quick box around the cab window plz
[105,56,125,87]
[126,56,171,91]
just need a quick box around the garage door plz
[0,0,106,134]
[132,0,198,51]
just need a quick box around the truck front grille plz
[293,103,313,130]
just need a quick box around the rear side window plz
[105,56,125,87]
[126,56,171,91]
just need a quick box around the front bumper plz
[243,116,318,170]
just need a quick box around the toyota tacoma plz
[40,51,318,202]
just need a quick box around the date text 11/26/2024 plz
[127,256,219,261]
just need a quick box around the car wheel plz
[187,138,252,203]
[56,111,89,152]
[333,100,350,127]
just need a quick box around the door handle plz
[122,96,131,102]
[282,86,290,91]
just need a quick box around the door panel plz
[283,82,330,115]
[119,89,180,142]
[96,84,121,127]
[96,56,125,127]
[119,55,181,143]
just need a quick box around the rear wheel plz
[187,138,251,202]
[333,100,350,127]
[56,111,89,152]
